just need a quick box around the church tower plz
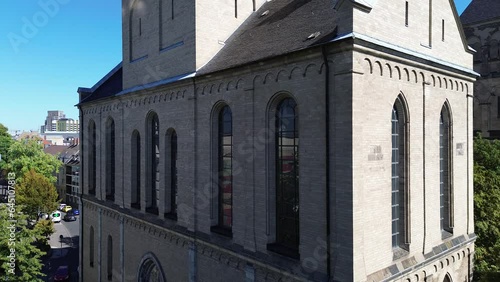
[122,0,265,89]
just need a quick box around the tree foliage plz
[474,136,500,274]
[0,205,46,281]
[0,123,13,170]
[17,170,59,221]
[3,139,61,183]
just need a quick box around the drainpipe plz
[190,77,198,282]
[321,46,332,280]
[78,107,84,282]
[422,81,430,253]
[466,91,473,234]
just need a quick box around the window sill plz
[442,230,453,240]
[146,207,159,215]
[164,212,177,221]
[210,225,232,238]
[392,246,409,261]
[267,243,300,260]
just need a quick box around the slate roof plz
[78,63,123,104]
[198,0,338,75]
[59,144,80,165]
[43,145,69,156]
[460,0,500,25]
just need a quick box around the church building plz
[77,0,477,281]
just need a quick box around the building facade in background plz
[40,110,80,134]
[78,0,476,281]
[461,0,500,138]
[44,144,80,207]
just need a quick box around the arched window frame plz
[440,102,454,237]
[105,117,116,202]
[88,120,97,196]
[165,129,178,220]
[146,112,160,215]
[266,94,300,259]
[131,130,141,209]
[210,103,233,237]
[137,252,166,282]
[391,94,410,254]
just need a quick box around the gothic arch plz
[137,252,166,282]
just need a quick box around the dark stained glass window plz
[218,106,233,229]
[276,98,299,253]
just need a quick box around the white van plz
[50,211,61,223]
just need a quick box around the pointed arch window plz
[88,121,96,196]
[440,104,453,236]
[105,118,115,201]
[147,113,160,215]
[392,96,409,251]
[131,131,141,209]
[138,254,165,282]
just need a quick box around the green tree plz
[474,136,500,277]
[0,123,13,170]
[0,205,46,281]
[4,139,61,183]
[16,170,59,221]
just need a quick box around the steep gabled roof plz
[461,0,500,25]
[198,0,338,75]
[78,63,123,104]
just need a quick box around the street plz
[42,212,79,282]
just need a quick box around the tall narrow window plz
[88,121,96,196]
[440,105,453,235]
[131,131,141,209]
[405,1,409,26]
[392,97,408,250]
[89,226,95,267]
[235,0,238,18]
[275,98,299,257]
[106,118,115,201]
[498,97,500,117]
[165,130,178,219]
[170,131,178,215]
[219,106,233,230]
[147,113,160,215]
[171,0,174,19]
[441,19,445,41]
[107,235,113,281]
[139,18,142,36]
[428,0,432,46]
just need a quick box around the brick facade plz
[78,0,476,281]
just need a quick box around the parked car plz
[38,212,49,220]
[63,213,76,222]
[50,211,61,223]
[58,203,66,211]
[61,205,72,213]
[71,209,80,215]
[53,265,69,281]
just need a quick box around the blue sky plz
[0,0,473,133]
